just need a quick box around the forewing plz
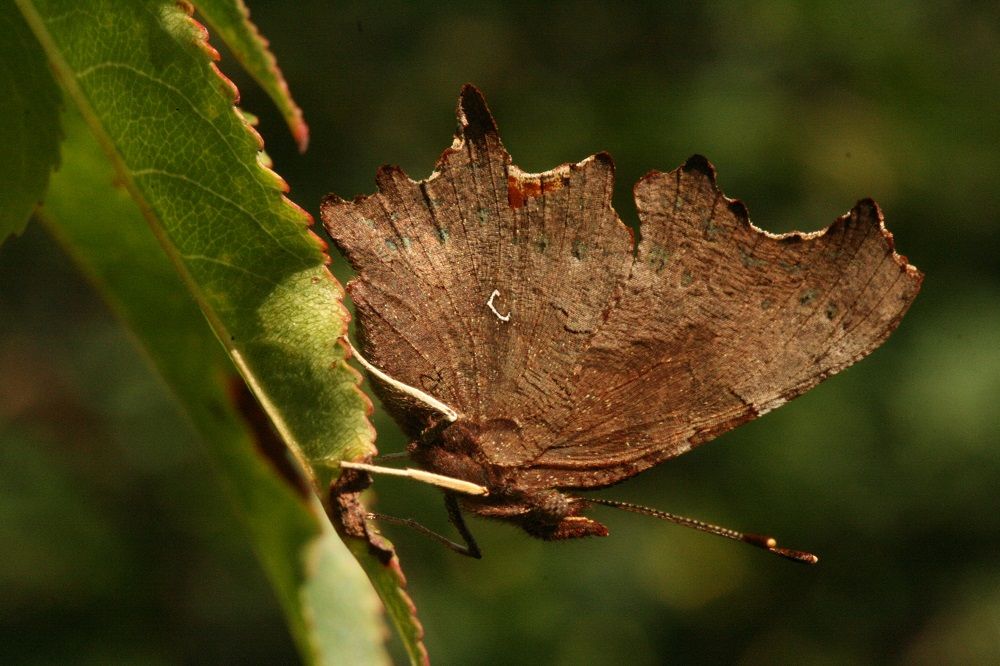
[321,86,633,443]
[521,156,923,489]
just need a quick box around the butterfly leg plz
[365,493,482,559]
[444,493,483,559]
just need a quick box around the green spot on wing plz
[647,244,671,272]
[738,244,768,268]
[780,260,803,273]
[701,217,721,240]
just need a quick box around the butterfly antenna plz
[342,336,460,422]
[585,497,819,564]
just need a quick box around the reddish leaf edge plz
[193,0,309,151]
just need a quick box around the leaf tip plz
[293,120,310,153]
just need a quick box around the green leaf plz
[346,538,430,666]
[0,3,61,241]
[194,0,309,150]
[40,104,390,666]
[16,0,363,496]
[17,0,427,662]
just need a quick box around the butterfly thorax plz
[408,418,609,540]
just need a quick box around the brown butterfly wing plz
[516,158,923,490]
[323,85,922,489]
[321,86,634,441]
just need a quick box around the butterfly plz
[321,85,922,562]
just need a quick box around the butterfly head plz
[408,418,611,540]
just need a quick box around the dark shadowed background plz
[2,1,998,663]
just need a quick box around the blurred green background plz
[2,1,998,663]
